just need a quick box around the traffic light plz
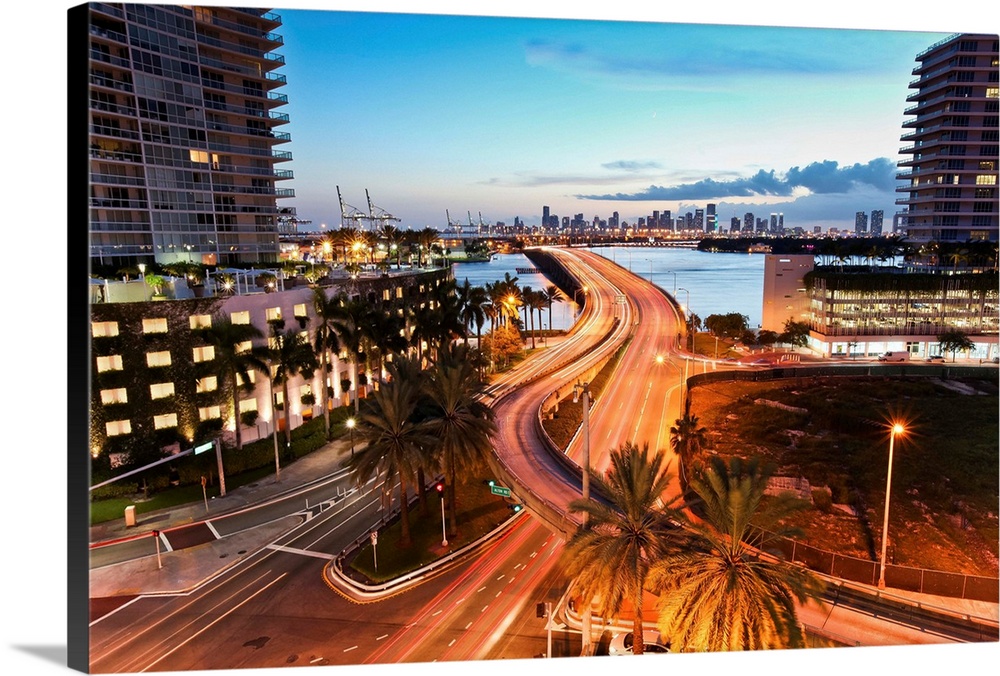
[483,479,495,487]
[510,503,523,513]
[434,481,444,495]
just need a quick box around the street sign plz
[194,441,214,455]
[490,485,511,497]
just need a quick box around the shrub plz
[240,410,260,427]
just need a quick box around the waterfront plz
[454,246,767,331]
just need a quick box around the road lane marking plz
[482,606,489,613]
[376,634,388,641]
[343,646,358,653]
[448,639,456,647]
[432,610,443,617]
[477,586,486,592]
[496,575,504,580]
[264,544,335,559]
[455,598,465,604]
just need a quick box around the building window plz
[96,355,124,372]
[146,351,171,367]
[976,175,998,185]
[236,370,256,387]
[142,317,168,334]
[91,321,119,337]
[193,345,215,363]
[100,388,128,405]
[265,306,282,322]
[190,314,212,329]
[196,376,218,393]
[153,413,178,430]
[106,419,132,436]
[234,340,252,354]
[231,310,250,325]
[199,405,222,421]
[150,382,175,399]
[293,303,307,318]
[239,398,258,413]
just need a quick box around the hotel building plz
[86,4,294,267]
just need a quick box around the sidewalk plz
[89,436,356,600]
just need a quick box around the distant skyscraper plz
[706,203,717,233]
[855,211,869,235]
[743,212,754,232]
[870,209,884,236]
[769,213,778,233]
[86,4,294,267]
[694,208,704,231]
[542,206,550,229]
[778,213,784,231]
[897,34,999,242]
[731,216,741,232]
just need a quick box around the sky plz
[263,2,988,233]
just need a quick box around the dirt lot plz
[688,375,999,578]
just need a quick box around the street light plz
[572,379,593,657]
[435,481,447,547]
[677,286,691,350]
[665,270,677,295]
[346,416,356,457]
[878,423,906,589]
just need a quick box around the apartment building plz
[86,4,294,267]
[896,33,999,243]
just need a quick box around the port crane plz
[337,186,368,231]
[367,189,401,233]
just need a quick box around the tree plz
[937,329,974,362]
[562,441,684,656]
[312,287,343,440]
[267,321,319,452]
[346,367,432,547]
[704,312,749,339]
[420,344,498,536]
[649,456,824,651]
[196,315,270,451]
[778,319,810,348]
[670,403,707,488]
[544,284,564,336]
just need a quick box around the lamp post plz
[572,379,593,657]
[878,423,905,589]
[346,417,356,457]
[270,372,281,481]
[677,286,691,350]
[665,270,677,295]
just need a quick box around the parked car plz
[877,351,911,362]
[925,355,945,363]
[608,630,670,655]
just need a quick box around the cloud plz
[578,158,897,201]
[600,160,663,172]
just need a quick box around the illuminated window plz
[146,351,171,367]
[153,413,178,430]
[293,303,307,318]
[196,376,218,393]
[265,306,282,322]
[239,397,258,413]
[142,317,168,334]
[189,314,212,329]
[193,345,215,363]
[976,175,998,185]
[96,355,124,372]
[235,340,252,354]
[106,420,132,436]
[91,321,119,337]
[100,388,127,405]
[199,405,221,421]
[231,311,250,325]
[190,150,209,163]
[236,370,256,387]
[150,382,175,399]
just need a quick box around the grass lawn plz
[349,474,516,582]
[689,375,999,576]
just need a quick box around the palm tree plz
[526,287,547,348]
[417,227,438,267]
[267,322,319,452]
[562,441,684,656]
[420,344,498,536]
[457,280,488,348]
[521,286,537,349]
[312,287,343,440]
[670,402,708,488]
[544,284,564,337]
[330,294,370,414]
[346,365,432,547]
[649,456,823,652]
[196,315,270,451]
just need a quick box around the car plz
[750,358,774,366]
[925,355,945,363]
[607,630,670,655]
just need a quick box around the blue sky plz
[261,1,997,233]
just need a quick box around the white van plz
[877,351,910,362]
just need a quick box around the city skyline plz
[266,2,991,235]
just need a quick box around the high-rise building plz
[855,211,869,235]
[870,209,884,236]
[730,216,741,232]
[86,4,295,267]
[896,34,999,242]
[706,203,716,233]
[542,206,550,229]
[694,208,704,231]
[743,212,754,232]
[778,213,784,231]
